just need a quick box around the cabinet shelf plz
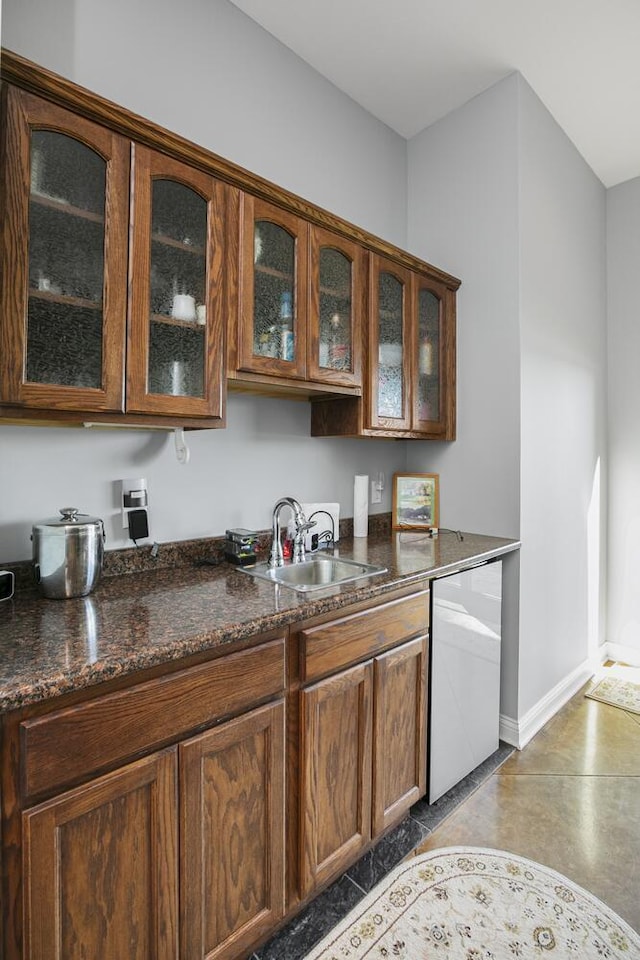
[152,232,204,256]
[319,283,350,299]
[254,262,293,283]
[150,312,205,330]
[29,288,101,311]
[30,191,105,224]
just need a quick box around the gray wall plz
[3,0,407,242]
[406,76,521,539]
[606,177,640,662]
[517,77,607,714]
[0,0,409,561]
[406,76,522,719]
[405,74,608,721]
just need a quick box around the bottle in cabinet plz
[279,291,294,361]
[328,313,349,370]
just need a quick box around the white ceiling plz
[228,0,640,188]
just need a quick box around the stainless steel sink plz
[241,554,387,592]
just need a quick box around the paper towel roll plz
[353,474,369,538]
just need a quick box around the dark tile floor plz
[253,741,514,960]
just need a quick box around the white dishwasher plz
[429,559,503,803]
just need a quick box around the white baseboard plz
[499,657,596,750]
[604,641,640,667]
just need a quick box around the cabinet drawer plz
[21,637,285,801]
[299,591,429,683]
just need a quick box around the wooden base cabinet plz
[19,701,286,960]
[5,638,287,960]
[372,637,427,835]
[297,591,429,898]
[4,590,430,959]
[300,661,373,894]
[180,701,285,960]
[22,749,179,960]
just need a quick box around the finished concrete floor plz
[416,678,640,933]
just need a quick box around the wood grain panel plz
[22,748,178,960]
[300,661,372,895]
[299,590,429,682]
[21,638,285,800]
[372,636,428,834]
[309,395,364,437]
[180,700,285,960]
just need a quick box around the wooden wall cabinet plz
[296,591,429,897]
[127,145,227,421]
[0,86,229,428]
[310,254,457,439]
[229,195,364,394]
[0,86,129,415]
[1,52,460,436]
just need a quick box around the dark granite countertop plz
[0,530,519,713]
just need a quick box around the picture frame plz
[392,473,439,530]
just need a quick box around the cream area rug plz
[304,847,640,959]
[586,667,640,716]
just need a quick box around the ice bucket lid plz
[33,507,104,536]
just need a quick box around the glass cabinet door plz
[238,196,308,380]
[127,146,226,420]
[0,89,129,411]
[307,226,363,388]
[368,255,412,430]
[416,288,440,422]
[412,274,452,437]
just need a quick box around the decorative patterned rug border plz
[303,846,640,959]
[586,676,640,715]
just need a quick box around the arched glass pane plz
[27,131,106,388]
[377,272,404,419]
[318,247,352,372]
[253,220,295,361]
[148,179,207,398]
[417,289,440,421]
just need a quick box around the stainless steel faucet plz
[269,497,315,567]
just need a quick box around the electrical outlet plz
[121,478,148,531]
[370,472,384,504]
